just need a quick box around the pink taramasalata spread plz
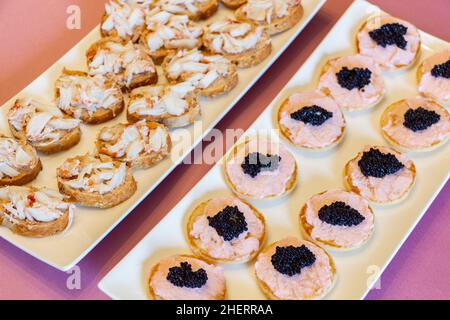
[303,189,374,248]
[150,255,225,300]
[418,50,450,103]
[318,54,385,111]
[347,146,415,203]
[255,237,334,300]
[190,197,265,260]
[225,138,296,199]
[279,91,345,148]
[382,96,450,149]
[357,15,420,70]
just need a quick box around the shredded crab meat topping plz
[0,186,73,224]
[58,155,127,194]
[145,9,203,52]
[0,137,37,179]
[99,120,168,160]
[128,81,195,116]
[243,0,300,24]
[55,73,122,118]
[205,20,265,54]
[9,99,80,145]
[88,40,155,87]
[156,0,207,15]
[101,0,146,38]
[166,49,231,89]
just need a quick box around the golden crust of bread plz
[343,149,416,205]
[55,69,125,124]
[380,99,450,152]
[203,28,272,68]
[96,121,172,169]
[147,254,227,300]
[0,142,42,186]
[299,191,375,251]
[223,138,298,201]
[127,91,201,128]
[356,15,421,71]
[161,54,239,97]
[100,11,144,43]
[255,240,337,300]
[277,98,346,151]
[319,59,385,111]
[185,0,219,21]
[186,198,266,264]
[57,156,137,208]
[221,0,247,9]
[86,37,158,92]
[235,3,303,35]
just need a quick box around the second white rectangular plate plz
[0,0,325,271]
[98,0,450,300]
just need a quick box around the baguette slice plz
[162,49,238,97]
[155,0,218,21]
[57,154,137,208]
[0,135,42,186]
[86,37,158,92]
[0,186,74,237]
[96,120,172,169]
[221,0,247,9]
[55,68,125,125]
[8,98,81,154]
[235,0,303,35]
[127,82,201,128]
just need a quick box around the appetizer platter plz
[99,0,450,300]
[0,0,326,271]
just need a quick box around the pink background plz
[0,0,449,299]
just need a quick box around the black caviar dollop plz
[207,205,248,241]
[403,107,441,132]
[368,23,408,49]
[336,67,372,90]
[431,59,450,79]
[290,105,333,126]
[271,245,316,277]
[358,148,404,178]
[241,152,281,178]
[166,262,208,288]
[318,201,365,227]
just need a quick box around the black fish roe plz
[318,201,365,227]
[166,262,208,288]
[290,105,333,126]
[403,107,441,132]
[336,67,372,91]
[241,152,281,178]
[358,148,404,178]
[431,59,450,79]
[368,23,408,49]
[271,245,316,277]
[207,205,248,241]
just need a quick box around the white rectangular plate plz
[98,0,450,300]
[0,0,326,271]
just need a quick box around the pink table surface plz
[0,0,449,300]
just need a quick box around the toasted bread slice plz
[186,197,266,264]
[162,49,239,97]
[96,120,172,169]
[155,0,218,21]
[127,82,201,128]
[140,10,204,65]
[8,98,81,154]
[148,254,227,300]
[0,135,42,186]
[417,51,450,104]
[203,20,272,68]
[0,186,74,237]
[86,37,158,91]
[100,0,146,43]
[55,68,124,124]
[235,1,303,35]
[221,0,247,9]
[57,154,137,208]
